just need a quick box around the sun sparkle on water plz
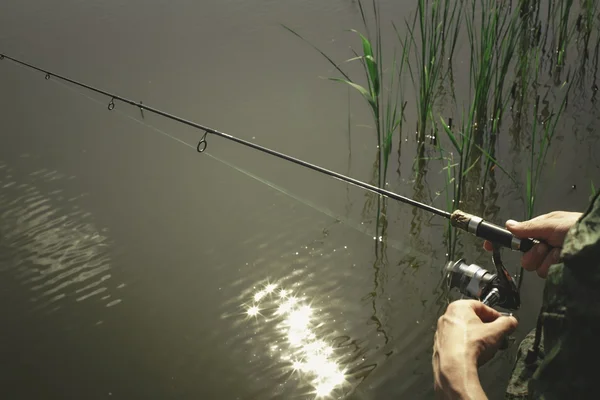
[254,290,266,302]
[242,280,347,398]
[265,283,277,293]
[247,305,260,317]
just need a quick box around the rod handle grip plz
[478,220,538,253]
[450,210,540,253]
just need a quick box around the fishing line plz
[46,72,417,254]
[0,52,540,254]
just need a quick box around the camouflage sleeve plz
[505,192,600,399]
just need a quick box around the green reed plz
[431,0,526,259]
[580,0,599,36]
[479,1,521,193]
[465,0,520,140]
[405,0,460,149]
[437,115,469,256]
[519,42,570,221]
[435,1,520,217]
[284,1,409,188]
[283,0,411,242]
[283,0,580,265]
[526,81,572,220]
[514,1,539,122]
[511,45,572,290]
[556,0,575,66]
[437,114,518,258]
[575,0,599,73]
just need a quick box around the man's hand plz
[433,300,518,399]
[483,211,582,278]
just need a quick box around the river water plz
[1,1,599,399]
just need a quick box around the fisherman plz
[432,191,600,399]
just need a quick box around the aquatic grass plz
[473,142,518,187]
[481,3,522,193]
[578,0,599,43]
[392,23,412,175]
[513,2,541,122]
[283,3,405,185]
[539,0,575,82]
[516,67,573,290]
[436,116,464,257]
[285,0,578,267]
[284,0,411,243]
[382,43,411,184]
[585,0,599,26]
[349,1,406,241]
[584,0,599,37]
[436,113,479,257]
[573,0,600,89]
[491,7,522,132]
[510,2,551,151]
[436,114,517,258]
[464,0,521,139]
[404,0,460,150]
[345,87,353,218]
[433,0,521,221]
[439,116,469,213]
[435,0,523,254]
[556,0,575,67]
[525,60,571,220]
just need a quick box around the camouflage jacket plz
[505,191,600,399]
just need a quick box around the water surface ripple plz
[0,160,121,314]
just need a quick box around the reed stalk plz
[556,0,575,67]
[405,0,460,150]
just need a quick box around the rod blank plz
[0,52,451,219]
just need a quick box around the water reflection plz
[0,159,121,313]
[242,280,348,398]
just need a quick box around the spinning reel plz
[445,243,520,311]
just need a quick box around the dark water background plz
[1,1,599,399]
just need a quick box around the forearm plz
[458,367,487,400]
[435,362,488,400]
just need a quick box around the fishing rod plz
[0,53,539,262]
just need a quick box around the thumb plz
[505,217,556,243]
